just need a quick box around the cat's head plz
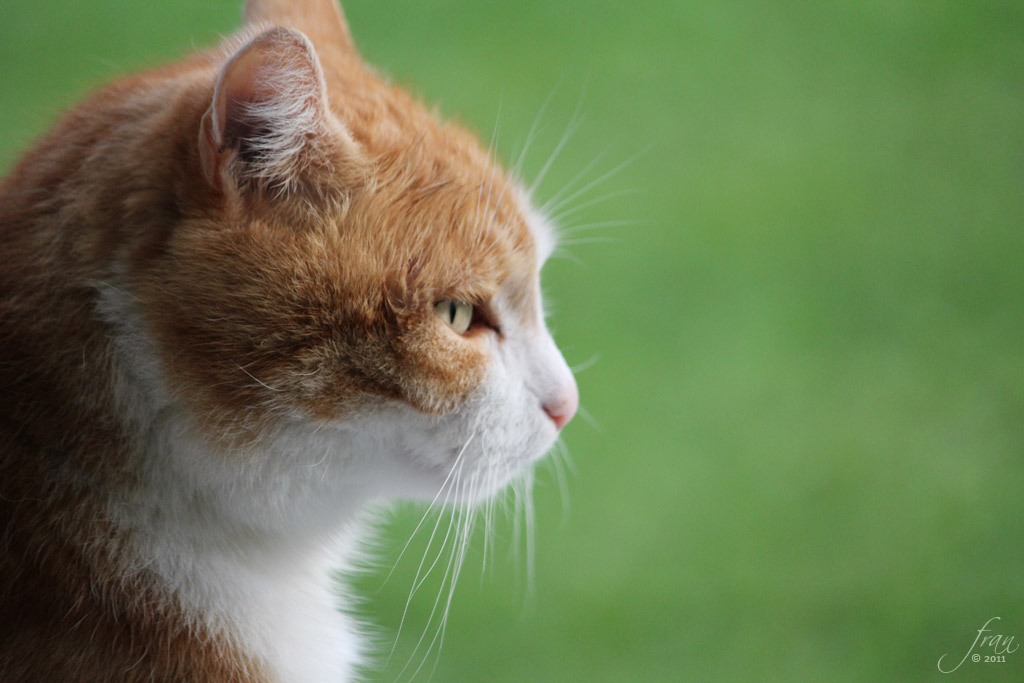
[130,1,576,503]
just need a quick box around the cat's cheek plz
[393,324,490,415]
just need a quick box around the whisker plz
[475,98,503,221]
[486,461,501,575]
[551,438,573,530]
[426,476,480,679]
[558,218,644,236]
[480,97,503,224]
[527,86,588,198]
[401,466,476,681]
[548,249,585,266]
[550,188,643,225]
[388,440,471,662]
[510,474,522,573]
[543,143,652,219]
[576,405,602,434]
[303,446,330,471]
[380,436,473,591]
[556,236,619,247]
[235,364,282,392]
[479,462,496,583]
[570,353,601,374]
[406,467,462,597]
[539,145,612,217]
[395,495,463,680]
[389,496,454,666]
[521,470,536,611]
[508,78,563,183]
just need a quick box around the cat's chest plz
[156,537,364,682]
[230,565,361,682]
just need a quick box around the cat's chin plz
[328,383,560,505]
[397,464,534,508]
[373,426,557,507]
[423,434,557,505]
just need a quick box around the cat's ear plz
[200,27,341,195]
[243,0,355,53]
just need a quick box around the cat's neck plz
[103,346,385,682]
[117,426,373,682]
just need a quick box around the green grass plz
[3,1,1022,680]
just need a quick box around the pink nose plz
[543,384,578,430]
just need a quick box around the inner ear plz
[201,27,333,194]
[216,48,284,165]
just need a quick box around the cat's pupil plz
[448,300,457,324]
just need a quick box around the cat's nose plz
[543,381,578,430]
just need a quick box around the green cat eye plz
[435,299,473,335]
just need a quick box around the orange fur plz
[0,1,554,680]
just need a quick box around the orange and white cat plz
[0,1,577,680]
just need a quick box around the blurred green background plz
[2,1,1022,680]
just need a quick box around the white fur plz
[521,189,559,264]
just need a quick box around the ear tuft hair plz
[201,27,336,197]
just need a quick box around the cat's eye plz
[435,299,474,335]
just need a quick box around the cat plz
[0,0,578,681]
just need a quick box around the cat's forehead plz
[316,76,541,291]
[342,158,538,299]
